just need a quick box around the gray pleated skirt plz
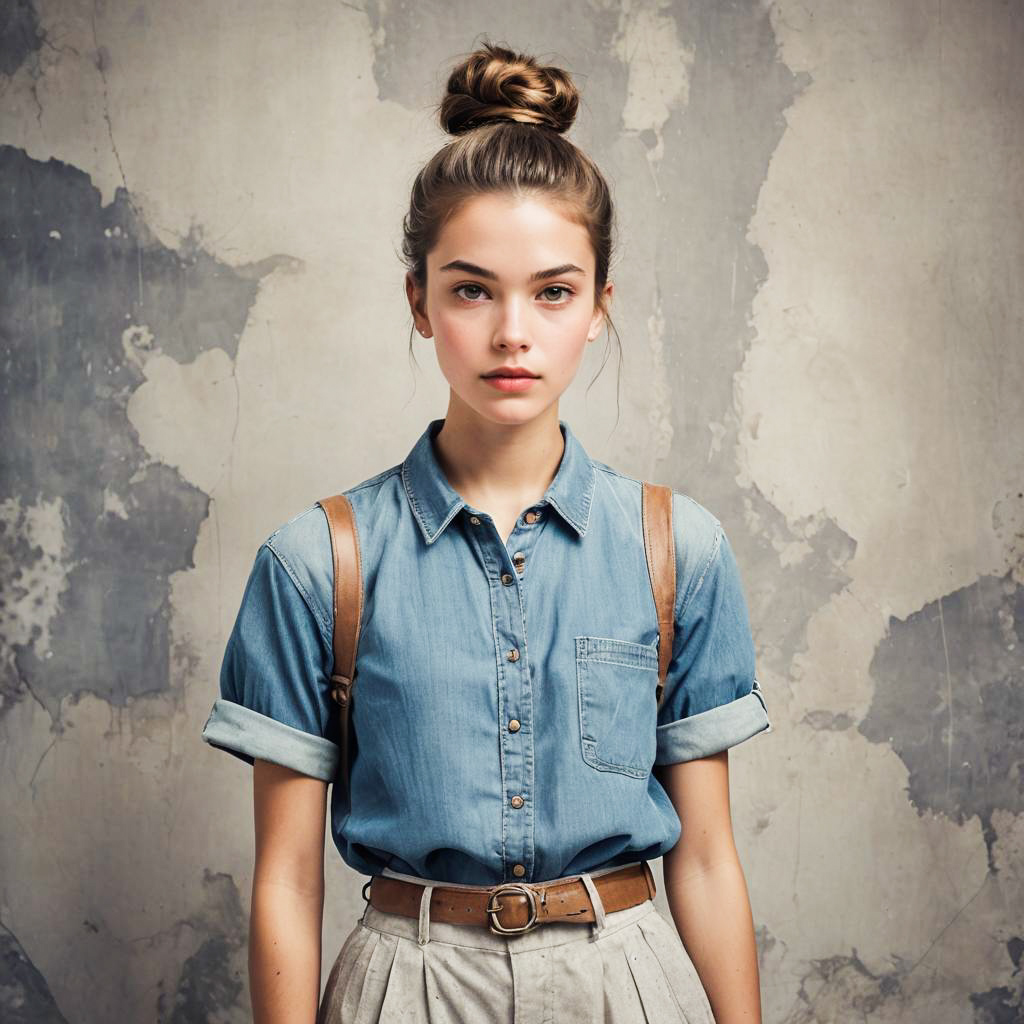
[317,864,715,1024]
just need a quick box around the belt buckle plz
[486,883,539,935]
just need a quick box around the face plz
[406,192,612,427]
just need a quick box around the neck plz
[432,395,565,514]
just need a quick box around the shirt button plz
[500,572,514,585]
[524,511,540,524]
[512,551,525,571]
[508,719,521,732]
[512,863,526,877]
[469,515,481,525]
[506,648,520,662]
[510,795,524,809]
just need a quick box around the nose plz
[493,294,530,351]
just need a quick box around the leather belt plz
[367,861,657,935]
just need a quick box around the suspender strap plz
[317,494,363,799]
[319,481,677,792]
[641,482,676,712]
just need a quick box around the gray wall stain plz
[784,951,907,1023]
[970,984,1024,1024]
[860,571,1024,862]
[0,918,70,1023]
[166,935,245,1024]
[743,502,856,678]
[971,939,1024,1022]
[0,146,282,719]
[992,490,1024,568]
[0,0,42,77]
[801,710,855,732]
[362,3,627,143]
[638,5,851,682]
[158,870,248,1023]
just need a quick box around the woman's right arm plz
[250,757,331,1024]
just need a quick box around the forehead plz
[431,193,594,275]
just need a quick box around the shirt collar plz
[401,418,597,545]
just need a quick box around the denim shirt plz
[201,418,771,885]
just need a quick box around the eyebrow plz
[438,260,586,283]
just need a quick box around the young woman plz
[202,41,771,1024]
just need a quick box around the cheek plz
[430,316,481,384]
[432,314,478,362]
[555,338,591,379]
[433,306,472,337]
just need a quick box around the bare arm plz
[653,751,762,1024]
[249,758,330,1024]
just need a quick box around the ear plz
[405,272,432,338]
[587,280,614,341]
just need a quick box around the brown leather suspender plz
[641,481,676,710]
[317,482,676,794]
[317,494,363,798]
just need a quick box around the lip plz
[482,367,539,378]
[483,374,538,393]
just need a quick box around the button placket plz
[495,515,536,881]
[465,505,541,882]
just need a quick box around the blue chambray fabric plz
[201,417,771,884]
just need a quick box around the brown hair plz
[402,41,622,398]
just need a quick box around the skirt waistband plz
[365,861,655,948]
[377,860,646,891]
[359,892,656,951]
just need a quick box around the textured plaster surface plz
[0,0,1020,1019]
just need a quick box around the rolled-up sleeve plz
[201,541,341,781]
[655,518,771,765]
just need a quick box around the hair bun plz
[439,42,580,136]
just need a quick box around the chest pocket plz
[575,635,660,778]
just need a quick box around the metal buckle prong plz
[485,883,540,934]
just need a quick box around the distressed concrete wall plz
[1,0,1021,1019]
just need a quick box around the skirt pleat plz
[616,930,681,1022]
[377,932,431,1022]
[319,893,716,1023]
[318,921,373,1024]
[635,910,716,1024]
[351,932,401,1024]
[319,922,381,1024]
[597,934,650,1022]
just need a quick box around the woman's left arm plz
[654,750,762,1024]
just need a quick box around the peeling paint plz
[970,982,1024,1024]
[0,0,42,78]
[159,870,248,1022]
[801,710,854,732]
[0,146,277,720]
[612,0,694,165]
[860,571,1024,860]
[0,496,69,663]
[740,495,856,677]
[1008,938,1024,972]
[784,951,907,1023]
[992,490,1024,586]
[0,918,70,1023]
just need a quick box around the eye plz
[453,283,488,302]
[540,285,573,303]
